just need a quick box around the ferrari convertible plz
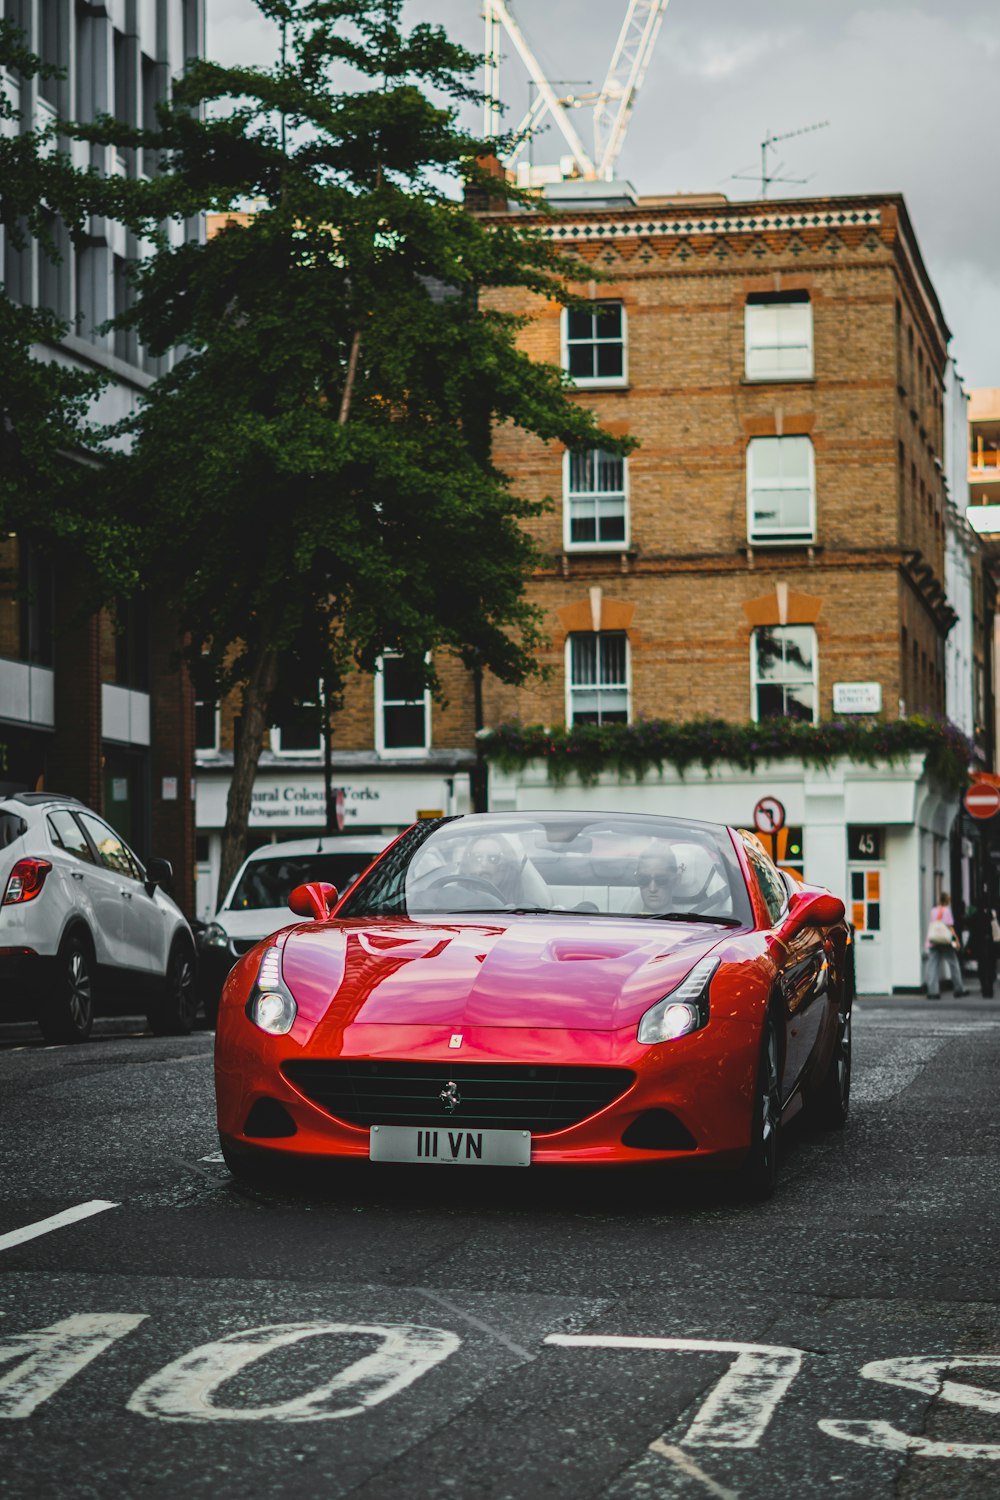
[215,811,851,1199]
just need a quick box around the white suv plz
[0,792,197,1042]
[198,834,393,1022]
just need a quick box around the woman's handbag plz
[927,916,954,947]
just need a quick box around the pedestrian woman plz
[925,890,966,1000]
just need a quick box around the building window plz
[563,301,626,386]
[271,688,322,756]
[564,449,628,548]
[745,292,813,380]
[375,655,430,756]
[567,632,630,725]
[751,625,817,722]
[746,435,815,544]
[194,700,220,755]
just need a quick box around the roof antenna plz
[728,120,830,198]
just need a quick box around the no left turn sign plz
[753,796,786,834]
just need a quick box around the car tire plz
[147,937,199,1036]
[733,1008,782,1202]
[39,932,96,1044]
[813,997,852,1130]
[220,1139,282,1190]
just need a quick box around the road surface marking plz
[0,1201,118,1254]
[649,1440,740,1499]
[545,1336,801,1448]
[127,1321,461,1422]
[0,1315,147,1419]
[199,1153,225,1163]
[821,1354,1000,1460]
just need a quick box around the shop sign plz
[196,775,456,829]
[832,682,882,715]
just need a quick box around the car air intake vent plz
[281,1061,635,1136]
[621,1110,697,1151]
[232,938,259,955]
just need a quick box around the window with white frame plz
[747,435,816,543]
[565,449,628,548]
[751,625,817,722]
[563,301,626,385]
[194,699,220,755]
[567,632,630,725]
[376,654,431,755]
[745,292,813,380]
[271,686,323,756]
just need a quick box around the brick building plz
[0,0,204,914]
[474,184,990,993]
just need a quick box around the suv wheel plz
[147,937,199,1036]
[39,933,96,1044]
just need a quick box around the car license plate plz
[369,1125,531,1166]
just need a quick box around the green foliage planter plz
[480,717,974,794]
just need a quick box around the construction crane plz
[483,0,670,184]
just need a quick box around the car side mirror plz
[288,881,339,921]
[780,889,845,939]
[145,856,172,896]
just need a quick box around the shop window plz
[562,301,627,386]
[746,435,815,543]
[567,632,629,725]
[375,654,430,756]
[564,449,628,548]
[745,292,813,380]
[751,625,817,723]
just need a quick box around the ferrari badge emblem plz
[439,1081,462,1114]
[449,1033,463,1048]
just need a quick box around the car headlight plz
[200,922,231,949]
[245,945,297,1035]
[637,956,719,1045]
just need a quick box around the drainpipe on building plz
[472,663,489,813]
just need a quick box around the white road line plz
[649,1440,740,1500]
[199,1152,225,1163]
[0,1200,118,1254]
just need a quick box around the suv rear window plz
[0,812,27,849]
[47,811,96,863]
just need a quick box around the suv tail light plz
[2,858,53,905]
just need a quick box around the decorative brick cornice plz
[537,208,881,244]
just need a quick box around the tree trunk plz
[217,644,280,905]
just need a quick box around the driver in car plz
[458,833,549,908]
[635,842,680,913]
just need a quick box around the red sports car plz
[215,812,851,1199]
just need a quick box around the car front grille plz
[281,1060,636,1136]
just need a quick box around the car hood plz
[279,915,733,1034]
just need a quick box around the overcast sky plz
[209,0,999,389]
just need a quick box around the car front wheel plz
[734,1009,782,1202]
[39,933,95,1044]
[147,938,199,1036]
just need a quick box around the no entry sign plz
[964,782,1000,820]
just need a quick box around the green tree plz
[85,0,630,899]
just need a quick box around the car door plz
[77,813,158,974]
[745,841,826,1097]
[46,808,123,968]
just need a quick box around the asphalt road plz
[1,992,998,1500]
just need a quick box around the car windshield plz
[338,815,752,925]
[227,852,381,911]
